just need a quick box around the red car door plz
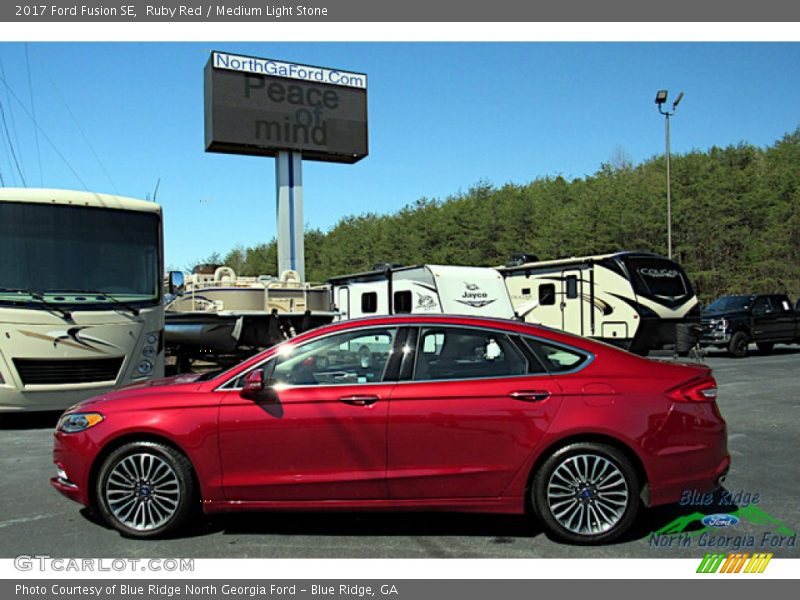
[218,326,399,501]
[387,326,564,499]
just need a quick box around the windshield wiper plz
[45,289,141,316]
[0,287,73,320]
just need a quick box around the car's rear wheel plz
[95,441,198,539]
[532,442,640,544]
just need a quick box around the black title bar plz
[3,0,800,22]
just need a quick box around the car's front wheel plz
[95,441,198,539]
[532,442,640,544]
[728,331,749,358]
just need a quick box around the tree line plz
[200,128,800,303]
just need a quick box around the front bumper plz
[50,474,84,505]
[699,320,731,346]
[50,429,100,507]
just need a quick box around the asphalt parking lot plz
[1,346,798,559]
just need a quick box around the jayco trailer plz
[329,264,517,321]
[499,251,700,354]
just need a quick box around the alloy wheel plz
[545,453,629,536]
[104,452,181,531]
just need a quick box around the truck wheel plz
[728,331,749,358]
[756,342,774,354]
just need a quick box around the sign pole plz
[206,51,368,284]
[275,150,305,281]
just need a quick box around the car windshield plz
[0,201,160,306]
[706,296,753,312]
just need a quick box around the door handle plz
[509,390,551,402]
[339,395,380,406]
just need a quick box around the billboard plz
[204,52,368,163]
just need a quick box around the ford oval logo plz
[702,514,740,528]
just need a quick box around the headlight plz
[142,345,156,358]
[57,412,104,434]
[716,318,729,331]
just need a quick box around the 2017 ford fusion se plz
[52,315,729,544]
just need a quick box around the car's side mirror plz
[240,363,277,401]
[168,271,185,296]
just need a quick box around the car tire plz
[728,331,749,358]
[756,342,774,354]
[531,442,640,545]
[95,441,198,539]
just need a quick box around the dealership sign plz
[204,51,368,163]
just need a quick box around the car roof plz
[283,313,601,352]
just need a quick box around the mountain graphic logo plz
[655,505,795,537]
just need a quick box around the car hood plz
[73,373,209,412]
[701,310,743,320]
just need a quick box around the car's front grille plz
[13,357,123,385]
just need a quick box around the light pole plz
[654,89,683,259]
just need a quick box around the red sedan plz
[52,315,729,544]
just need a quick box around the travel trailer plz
[499,251,701,354]
[329,264,517,321]
[0,188,165,412]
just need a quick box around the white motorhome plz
[329,264,517,321]
[0,189,165,412]
[499,251,701,354]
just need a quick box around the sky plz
[0,41,798,271]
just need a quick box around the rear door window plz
[413,327,528,381]
[771,295,792,312]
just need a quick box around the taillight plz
[666,375,718,403]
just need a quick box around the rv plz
[329,264,517,320]
[499,251,701,354]
[0,189,165,412]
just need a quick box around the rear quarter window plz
[523,337,591,373]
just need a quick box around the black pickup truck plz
[700,294,800,357]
